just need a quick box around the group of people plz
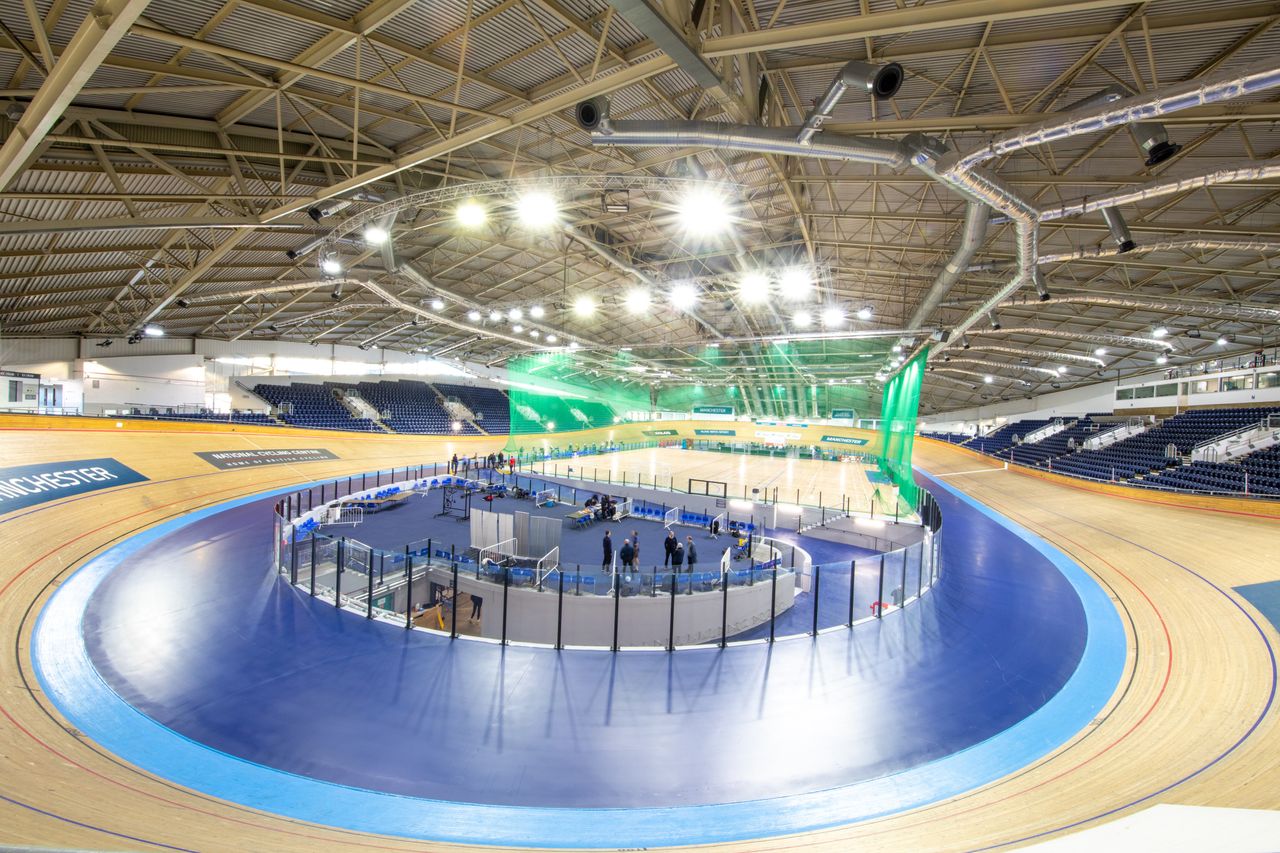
[602,528,699,571]
[449,452,517,476]
[583,493,618,520]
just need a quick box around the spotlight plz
[1032,268,1050,301]
[1132,121,1181,167]
[456,200,487,227]
[820,306,844,327]
[1152,326,1169,338]
[451,420,462,432]
[1156,354,1168,365]
[546,421,556,431]
[530,329,540,338]
[892,344,903,353]
[678,187,731,236]
[1095,347,1108,356]
[363,225,389,245]
[515,191,557,227]
[624,289,652,314]
[984,375,994,384]
[670,283,698,310]
[488,310,501,322]
[1217,336,1229,346]
[856,306,873,320]
[568,341,580,349]
[468,310,481,322]
[509,307,523,321]
[320,256,342,276]
[573,295,595,317]
[529,305,545,319]
[546,334,558,343]
[512,324,524,333]
[779,268,813,300]
[430,298,445,311]
[1057,366,1067,374]
[738,272,770,305]
[792,309,813,329]
[143,324,165,337]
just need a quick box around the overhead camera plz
[175,298,191,308]
[573,96,610,131]
[95,339,113,348]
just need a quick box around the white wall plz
[919,378,1117,434]
[79,354,206,412]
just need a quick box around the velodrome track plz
[1,416,1277,851]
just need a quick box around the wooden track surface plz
[1,422,1277,852]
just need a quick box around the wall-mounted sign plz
[830,409,856,419]
[754,430,802,442]
[821,435,869,446]
[196,448,339,470]
[0,458,148,513]
[642,429,679,437]
[693,406,734,415]
[694,429,736,436]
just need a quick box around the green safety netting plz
[878,346,928,507]
[504,351,650,450]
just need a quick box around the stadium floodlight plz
[468,310,481,322]
[456,199,487,227]
[669,282,698,310]
[984,375,994,383]
[363,225,388,245]
[891,343,903,353]
[530,329,540,338]
[546,334,558,343]
[488,310,502,322]
[792,309,813,329]
[573,294,595,317]
[1152,326,1169,338]
[1156,354,1168,364]
[738,272,770,305]
[624,289,652,314]
[546,421,556,431]
[779,268,813,301]
[856,305,873,320]
[821,306,844,327]
[1217,336,1229,346]
[142,324,165,337]
[430,298,444,311]
[677,186,731,236]
[451,420,462,432]
[529,305,545,319]
[1095,347,1108,356]
[512,323,524,333]
[568,341,580,349]
[509,307,523,321]
[515,191,557,227]
[320,255,342,276]
[1057,366,1067,374]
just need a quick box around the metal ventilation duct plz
[177,281,329,305]
[1037,236,1280,264]
[1038,160,1280,220]
[592,120,910,169]
[906,202,989,329]
[966,326,1175,351]
[964,344,1105,367]
[796,60,903,144]
[1100,207,1136,252]
[1003,294,1280,325]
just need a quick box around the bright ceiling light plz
[430,298,444,311]
[509,307,523,321]
[821,306,844,327]
[624,288,652,314]
[792,309,813,329]
[530,329,540,338]
[1216,336,1228,346]
[1057,365,1068,374]
[546,334,558,343]
[529,304,545,319]
[1156,354,1168,364]
[573,294,595,317]
[515,191,557,227]
[677,186,731,236]
[142,324,164,337]
[363,225,389,245]
[856,306,873,320]
[984,375,994,384]
[1152,326,1169,338]
[467,310,481,322]
[779,268,813,300]
[488,310,501,322]
[738,272,770,305]
[320,256,341,276]
[1094,347,1108,356]
[891,343,903,353]
[669,282,698,310]
[568,340,580,349]
[512,323,524,333]
[456,199,487,227]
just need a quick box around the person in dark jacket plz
[631,530,641,566]
[451,453,458,474]
[602,530,613,570]
[663,530,677,566]
[671,541,685,571]
[685,536,697,571]
[619,538,635,569]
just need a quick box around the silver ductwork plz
[967,326,1175,352]
[358,320,421,350]
[796,60,904,145]
[1001,293,1280,325]
[592,120,911,169]
[269,300,382,330]
[1039,160,1280,220]
[176,281,329,306]
[955,56,1280,172]
[906,201,989,329]
[964,344,1105,367]
[1031,268,1050,301]
[946,357,1062,378]
[1100,207,1136,253]
[1039,236,1280,264]
[986,310,1002,330]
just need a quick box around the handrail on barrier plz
[479,537,517,568]
[536,546,560,588]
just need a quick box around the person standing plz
[663,530,677,566]
[619,538,635,570]
[602,529,613,571]
[451,453,458,474]
[508,455,516,475]
[671,540,685,572]
[685,536,698,571]
[631,530,641,568]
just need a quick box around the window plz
[1258,371,1279,389]
[1116,387,1134,400]
[1135,385,1156,399]
[7,380,20,403]
[1156,383,1178,397]
[1221,375,1254,392]
[1192,380,1214,394]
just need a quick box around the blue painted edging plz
[31,470,1126,848]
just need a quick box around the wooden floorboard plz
[1,424,1276,851]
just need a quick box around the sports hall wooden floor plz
[1,421,1277,851]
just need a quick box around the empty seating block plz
[252,383,382,432]
[355,380,480,434]
[433,383,510,434]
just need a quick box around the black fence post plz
[309,533,317,596]
[289,530,298,584]
[720,568,729,647]
[811,565,821,636]
[667,573,677,652]
[612,573,621,652]
[405,550,413,630]
[366,553,374,618]
[769,566,778,643]
[876,554,885,618]
[847,559,856,627]
[501,568,510,645]
[450,563,459,639]
[556,570,565,650]
[336,537,345,604]
[900,551,908,606]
